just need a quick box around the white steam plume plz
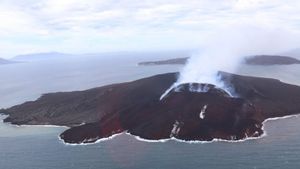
[160,24,299,100]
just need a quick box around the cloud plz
[0,0,300,58]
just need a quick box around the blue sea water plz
[1,53,300,169]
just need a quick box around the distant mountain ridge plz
[11,50,192,62]
[0,58,16,65]
[12,52,73,61]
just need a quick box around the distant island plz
[245,55,300,65]
[1,72,300,144]
[138,55,300,66]
[139,57,188,65]
[13,52,73,61]
[0,58,17,65]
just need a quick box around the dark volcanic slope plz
[1,72,300,144]
[138,55,300,66]
[1,73,176,126]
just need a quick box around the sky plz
[1,0,300,58]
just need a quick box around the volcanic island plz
[1,71,300,144]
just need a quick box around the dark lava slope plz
[1,72,300,144]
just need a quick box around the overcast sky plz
[1,0,300,58]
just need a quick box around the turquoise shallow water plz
[1,54,300,169]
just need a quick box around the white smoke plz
[160,24,299,100]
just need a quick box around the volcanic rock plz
[2,72,300,144]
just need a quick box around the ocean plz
[1,53,300,169]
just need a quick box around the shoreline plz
[2,112,300,146]
[0,114,69,129]
[58,114,300,146]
